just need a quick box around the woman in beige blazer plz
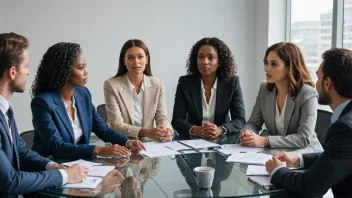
[104,39,173,142]
[240,42,322,149]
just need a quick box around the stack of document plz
[247,176,277,190]
[246,165,270,176]
[226,153,272,165]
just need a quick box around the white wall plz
[0,0,259,133]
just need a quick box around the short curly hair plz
[186,37,236,82]
[31,42,81,97]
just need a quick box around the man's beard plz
[10,80,25,93]
[318,83,332,105]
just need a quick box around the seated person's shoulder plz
[104,76,122,85]
[296,84,318,101]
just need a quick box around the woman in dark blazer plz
[172,37,246,138]
[30,42,145,158]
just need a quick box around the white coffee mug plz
[193,166,215,188]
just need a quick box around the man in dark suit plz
[0,33,89,198]
[265,48,352,197]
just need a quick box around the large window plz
[290,0,333,83]
[289,0,349,111]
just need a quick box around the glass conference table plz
[38,133,318,198]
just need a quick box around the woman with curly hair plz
[30,42,145,158]
[171,37,246,138]
[240,42,322,149]
[104,39,173,142]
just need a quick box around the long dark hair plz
[31,42,81,97]
[114,39,152,77]
[186,37,236,82]
[264,42,314,97]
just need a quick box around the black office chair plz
[20,130,35,149]
[97,104,108,123]
[315,109,333,149]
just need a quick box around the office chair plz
[97,104,108,123]
[315,109,333,149]
[20,130,35,149]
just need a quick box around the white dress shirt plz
[201,78,218,124]
[0,95,67,185]
[275,95,288,134]
[64,95,83,144]
[189,78,226,135]
[128,78,145,127]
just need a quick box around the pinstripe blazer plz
[243,82,322,149]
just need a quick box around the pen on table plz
[240,151,247,153]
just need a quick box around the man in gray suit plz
[266,48,352,197]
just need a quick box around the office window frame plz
[286,0,344,48]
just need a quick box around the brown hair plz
[263,42,314,97]
[0,32,29,77]
[321,48,352,99]
[114,39,152,77]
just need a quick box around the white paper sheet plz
[226,153,272,165]
[178,139,222,150]
[62,159,103,167]
[88,166,115,177]
[140,142,181,157]
[248,176,273,187]
[62,177,103,189]
[246,165,269,176]
[164,141,191,151]
[217,144,264,155]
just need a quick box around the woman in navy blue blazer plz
[30,42,145,158]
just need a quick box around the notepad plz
[226,153,272,165]
[178,139,223,150]
[62,177,103,189]
[88,166,115,177]
[62,159,103,167]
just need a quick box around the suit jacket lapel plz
[214,80,227,124]
[53,90,75,143]
[191,76,202,124]
[120,74,134,123]
[284,95,295,135]
[74,89,89,144]
[266,86,277,135]
[142,76,154,127]
[0,112,12,144]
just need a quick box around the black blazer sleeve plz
[220,76,245,133]
[270,121,352,197]
[171,76,194,135]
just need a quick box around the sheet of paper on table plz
[62,177,103,189]
[62,159,103,167]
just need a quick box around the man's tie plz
[6,106,14,129]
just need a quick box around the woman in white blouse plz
[240,42,322,149]
[104,39,173,142]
